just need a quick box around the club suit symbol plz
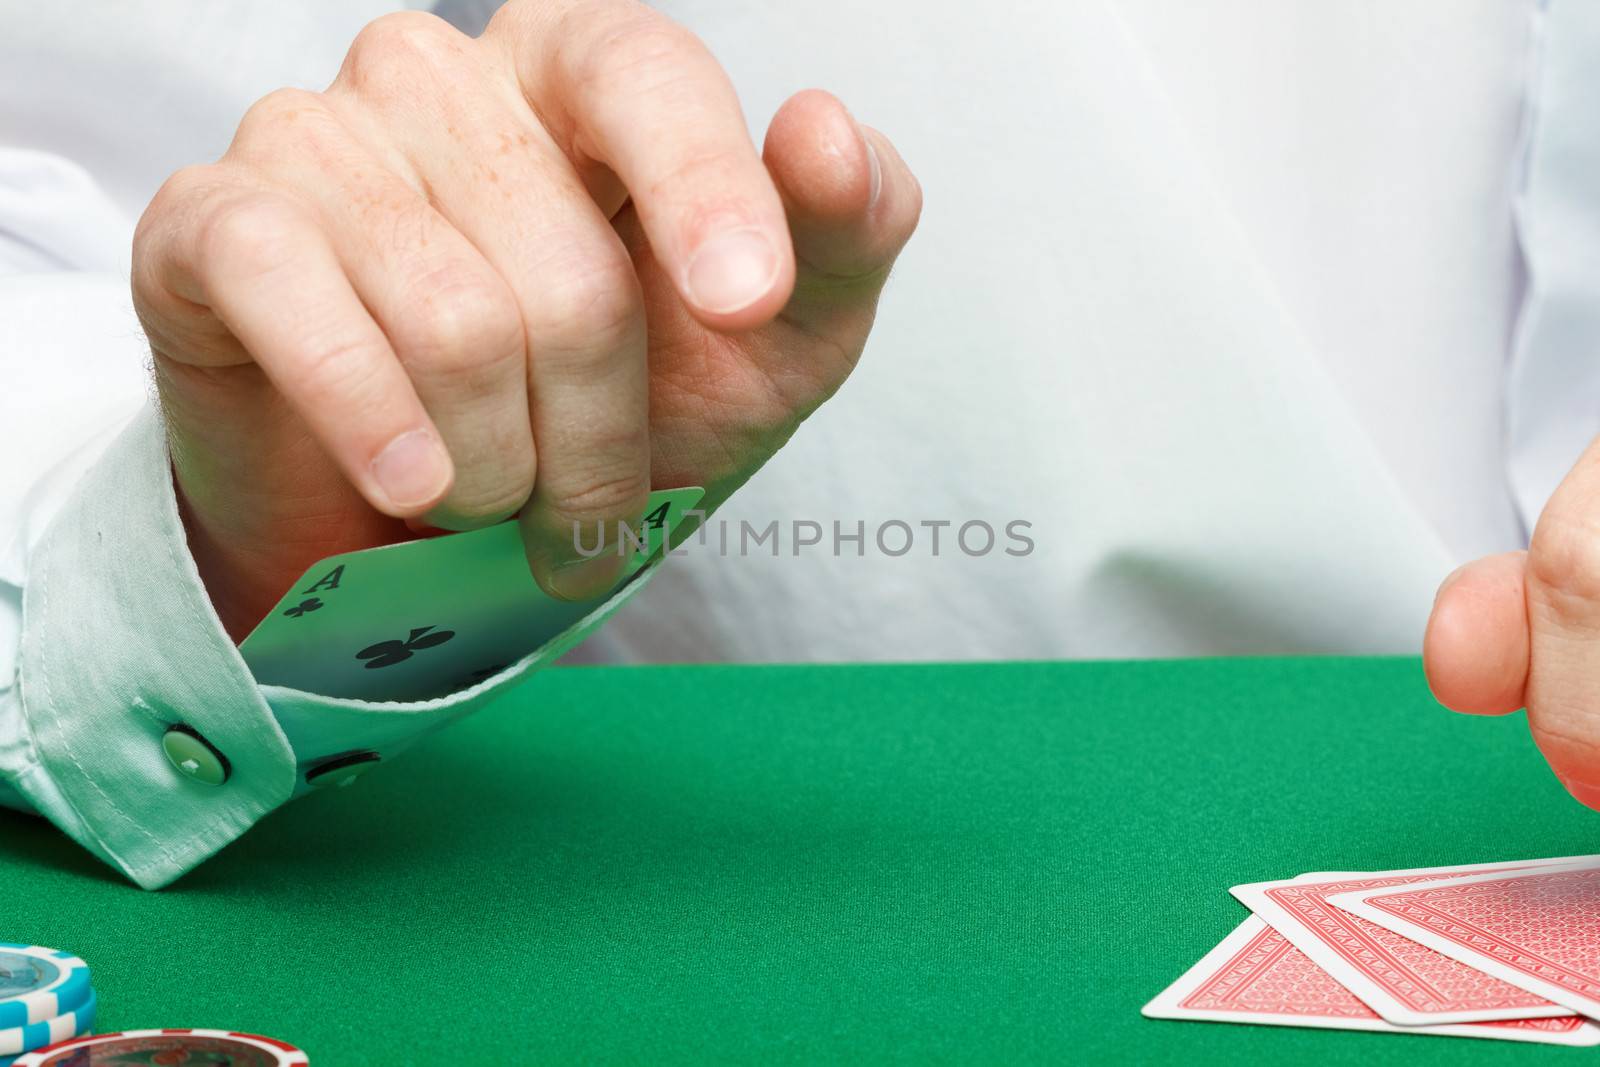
[356,625,456,669]
[284,597,324,618]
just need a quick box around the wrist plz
[171,467,407,644]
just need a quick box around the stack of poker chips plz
[16,1030,309,1066]
[0,944,95,1067]
[0,944,311,1065]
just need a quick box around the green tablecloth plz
[3,657,1597,1064]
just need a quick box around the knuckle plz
[447,473,537,527]
[444,406,538,523]
[146,164,222,219]
[574,16,698,95]
[295,333,392,402]
[645,146,748,203]
[193,192,305,278]
[235,88,329,145]
[548,466,652,527]
[525,251,642,359]
[1529,510,1600,610]
[134,165,223,293]
[393,266,525,374]
[346,11,464,78]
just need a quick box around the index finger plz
[489,0,795,330]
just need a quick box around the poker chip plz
[0,946,91,1030]
[0,990,95,1057]
[15,1028,309,1066]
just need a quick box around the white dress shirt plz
[0,0,1586,885]
[579,0,1536,663]
[0,0,654,887]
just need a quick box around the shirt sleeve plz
[0,151,658,891]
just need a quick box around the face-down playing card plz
[1142,915,1599,1045]
[1327,859,1600,1023]
[1230,857,1596,1025]
[238,487,703,701]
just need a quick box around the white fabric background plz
[0,0,1573,669]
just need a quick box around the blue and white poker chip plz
[0,947,90,1031]
[0,988,95,1058]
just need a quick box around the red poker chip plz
[14,1027,309,1065]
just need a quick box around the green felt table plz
[4,656,1598,1064]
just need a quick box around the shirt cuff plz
[8,402,653,889]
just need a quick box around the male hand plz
[133,2,920,638]
[1425,436,1600,811]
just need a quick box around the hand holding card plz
[139,12,919,644]
[238,487,702,702]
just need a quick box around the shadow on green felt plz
[178,716,919,903]
[0,807,126,886]
[6,660,1600,1065]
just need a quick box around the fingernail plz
[371,429,451,511]
[855,121,882,208]
[684,227,779,315]
[545,552,626,603]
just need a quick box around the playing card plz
[1142,915,1600,1045]
[1328,859,1600,1023]
[1231,856,1597,1025]
[239,487,704,701]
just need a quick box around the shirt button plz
[305,751,381,790]
[161,726,231,786]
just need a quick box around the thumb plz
[1423,551,1530,716]
[758,89,922,347]
[1526,436,1600,811]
